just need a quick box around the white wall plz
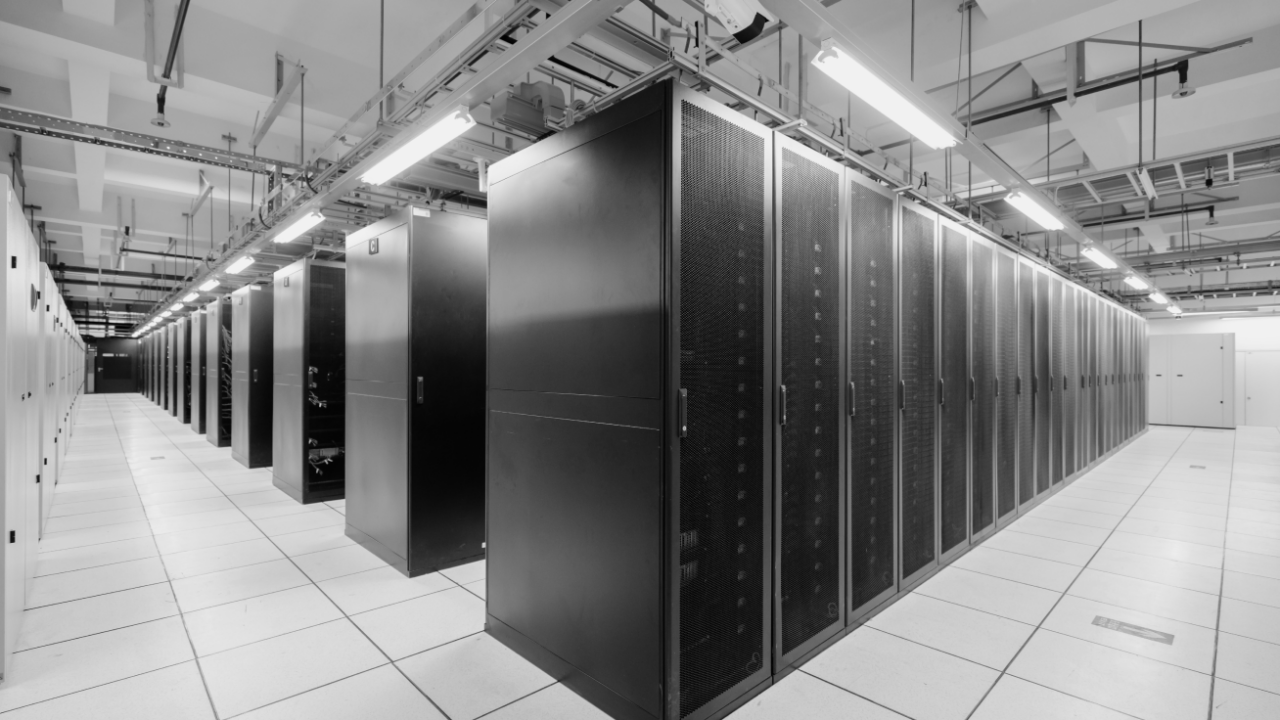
[1148,315,1280,350]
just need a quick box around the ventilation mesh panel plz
[678,101,766,719]
[971,243,995,532]
[848,179,895,610]
[1034,272,1050,495]
[779,148,841,655]
[899,208,935,578]
[1050,280,1063,485]
[1064,288,1077,477]
[1017,264,1035,505]
[940,227,969,554]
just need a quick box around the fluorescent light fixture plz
[183,292,199,303]
[362,107,476,185]
[227,256,255,274]
[161,310,173,318]
[170,302,184,312]
[1080,246,1118,269]
[811,42,957,150]
[1123,276,1149,290]
[1149,291,1169,304]
[1167,305,1183,314]
[1005,191,1065,231]
[1136,168,1159,200]
[199,279,220,292]
[274,211,326,243]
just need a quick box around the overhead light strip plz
[362,107,477,186]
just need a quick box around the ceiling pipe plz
[152,0,192,128]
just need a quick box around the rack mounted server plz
[205,296,233,447]
[190,309,206,434]
[273,259,346,504]
[344,207,486,577]
[231,285,273,468]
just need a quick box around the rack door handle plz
[779,385,788,426]
[416,376,424,404]
[899,380,905,410]
[849,381,856,417]
[994,377,1000,397]
[969,377,975,401]
[1016,376,1022,395]
[938,378,946,406]
[679,388,688,438]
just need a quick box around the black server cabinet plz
[1033,270,1050,496]
[206,297,233,447]
[231,285,273,468]
[1064,287,1077,477]
[847,170,897,620]
[191,310,206,434]
[1050,280,1062,485]
[774,135,846,669]
[939,221,969,557]
[164,324,174,412]
[970,240,995,536]
[486,82,772,720]
[345,207,485,577]
[272,259,346,504]
[994,251,1018,521]
[175,317,190,424]
[1016,262,1034,506]
[899,201,936,583]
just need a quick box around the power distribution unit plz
[272,259,346,504]
[344,207,486,577]
[205,297,233,447]
[190,310,206,434]
[486,81,775,720]
[231,285,273,468]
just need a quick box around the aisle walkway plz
[0,394,1276,719]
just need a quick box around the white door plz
[1149,336,1170,424]
[1245,352,1280,428]
[1169,335,1225,427]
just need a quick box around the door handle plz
[1016,376,1022,395]
[994,377,1000,397]
[848,381,856,417]
[899,380,905,410]
[779,385,788,426]
[416,376,424,404]
[938,378,945,406]
[252,369,258,383]
[679,388,688,438]
[969,377,975,401]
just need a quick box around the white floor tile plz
[396,633,556,720]
[866,593,1035,670]
[199,619,386,718]
[1006,629,1211,720]
[1224,549,1280,580]
[1219,598,1280,646]
[951,547,1081,592]
[1118,518,1225,548]
[48,495,143,517]
[970,675,1133,720]
[184,585,343,656]
[980,530,1098,566]
[1041,595,1216,673]
[232,665,445,720]
[153,521,266,556]
[1222,570,1280,609]
[149,508,247,535]
[439,559,486,586]
[292,545,386,583]
[144,496,236,519]
[17,583,179,652]
[38,521,154,553]
[1215,631,1280,695]
[255,508,345,536]
[0,662,214,720]
[161,538,285,580]
[27,557,168,608]
[1103,532,1225,568]
[915,567,1061,625]
[316,566,454,615]
[1086,548,1223,595]
[35,536,158,577]
[352,586,484,660]
[1226,532,1280,558]
[803,626,998,720]
[1068,569,1220,628]
[171,558,310,612]
[270,525,356,557]
[1211,678,1280,720]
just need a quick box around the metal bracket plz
[144,0,185,89]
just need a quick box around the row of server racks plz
[484,81,1148,720]
[1,175,86,680]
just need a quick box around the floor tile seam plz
[1204,434,1237,720]
[793,667,917,719]
[1061,587,1220,631]
[1130,499,1233,517]
[163,554,294,585]
[48,491,142,507]
[12,610,183,656]
[468,679,565,720]
[1017,510,1125,531]
[962,430,1199,720]
[147,513,259,538]
[1073,564,1221,597]
[883,588,1044,629]
[1103,532,1228,565]
[210,662,409,720]
[32,552,163,580]
[165,418,462,720]
[1032,626,1215,676]
[103,401,222,720]
[43,513,165,534]
[1100,526,1226,551]
[1120,515,1230,533]
[0,659,197,716]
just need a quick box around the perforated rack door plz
[939,224,969,555]
[1034,270,1050,496]
[776,141,843,661]
[305,264,346,495]
[677,98,769,720]
[898,204,936,580]
[847,174,896,615]
[1017,262,1035,506]
[995,251,1017,519]
[971,241,995,533]
[1064,286,1078,477]
[1050,278,1064,486]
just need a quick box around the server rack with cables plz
[898,200,937,587]
[231,285,273,468]
[1064,286,1078,477]
[1050,279,1063,486]
[994,249,1018,524]
[190,310,206,434]
[970,238,996,539]
[205,297,232,447]
[1033,269,1050,496]
[175,317,190,423]
[1016,261,1035,508]
[165,323,175,413]
[345,207,485,577]
[272,259,346,504]
[486,81,773,720]
[938,219,968,561]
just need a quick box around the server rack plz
[938,220,969,559]
[1016,261,1034,507]
[898,200,937,586]
[773,134,846,670]
[175,317,190,423]
[846,168,897,621]
[486,81,772,720]
[163,323,173,412]
[1049,280,1063,485]
[272,259,346,504]
[970,239,996,538]
[191,310,206,434]
[1064,287,1078,477]
[345,207,486,577]
[205,297,233,447]
[231,285,273,468]
[1033,270,1050,495]
[994,250,1018,523]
